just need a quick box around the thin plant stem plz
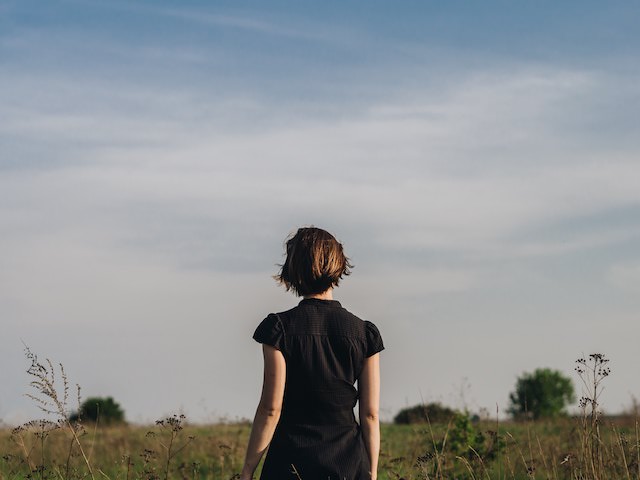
[89,404,100,464]
[614,425,631,480]
[291,463,303,480]
[65,435,74,479]
[455,455,477,480]
[536,435,552,480]
[97,469,111,479]
[635,420,640,480]
[468,445,490,480]
[495,404,502,480]
[419,393,447,480]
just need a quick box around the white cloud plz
[3,66,639,259]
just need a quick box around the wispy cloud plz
[68,0,346,43]
[2,65,639,262]
[157,8,330,42]
[2,2,640,422]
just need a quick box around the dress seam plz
[284,333,366,340]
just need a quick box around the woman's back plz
[240,227,383,480]
[255,298,383,425]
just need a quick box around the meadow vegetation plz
[1,351,638,479]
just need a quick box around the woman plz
[240,227,384,480]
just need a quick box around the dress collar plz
[299,298,341,307]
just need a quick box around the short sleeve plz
[364,320,384,357]
[253,313,285,351]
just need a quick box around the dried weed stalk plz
[575,353,610,480]
[19,345,95,479]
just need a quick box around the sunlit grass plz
[2,418,639,479]
[3,349,638,479]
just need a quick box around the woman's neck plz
[304,289,333,300]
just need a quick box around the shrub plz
[448,411,505,461]
[393,402,456,424]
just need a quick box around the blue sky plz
[1,1,640,424]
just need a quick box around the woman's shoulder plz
[333,305,384,353]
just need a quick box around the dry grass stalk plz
[575,353,610,480]
[20,345,95,479]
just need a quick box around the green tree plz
[71,396,125,424]
[508,368,575,419]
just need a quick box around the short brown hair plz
[275,227,353,296]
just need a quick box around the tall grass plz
[2,348,638,479]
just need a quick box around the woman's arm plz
[359,353,381,480]
[240,345,286,480]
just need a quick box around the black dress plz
[253,298,384,480]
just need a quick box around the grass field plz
[3,350,636,479]
[2,415,639,479]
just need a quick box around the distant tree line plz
[71,368,574,427]
[394,368,574,424]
